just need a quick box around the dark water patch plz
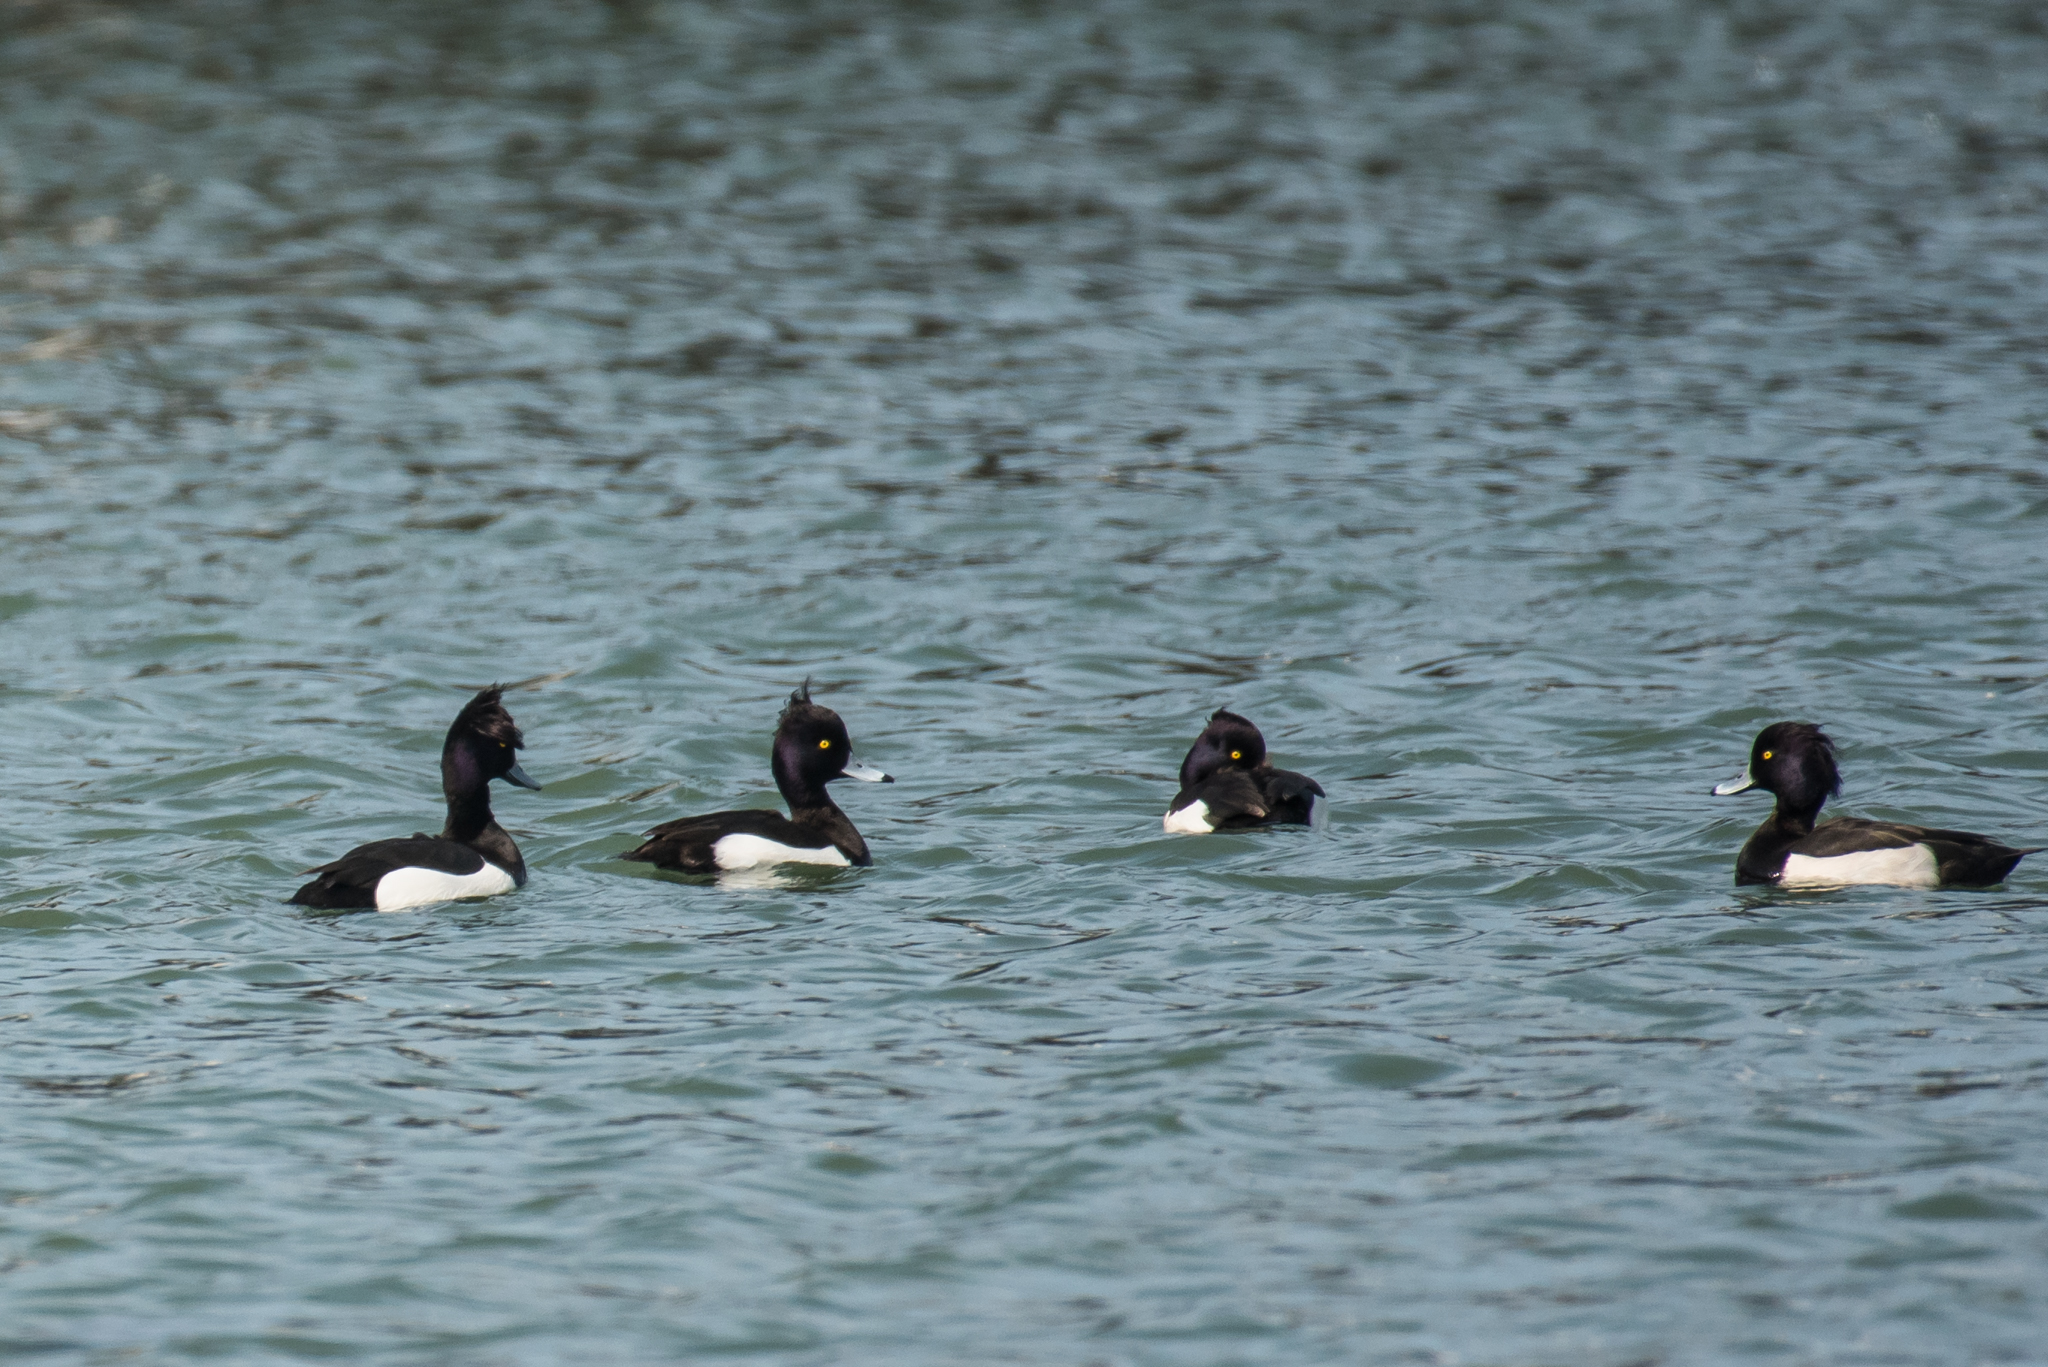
[1891,1192,2038,1222]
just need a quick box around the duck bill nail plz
[1711,772,1754,796]
[503,761,544,791]
[842,760,893,783]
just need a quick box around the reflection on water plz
[4,0,2048,1363]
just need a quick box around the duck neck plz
[1768,797,1821,838]
[440,748,497,844]
[772,753,873,864]
[773,758,841,826]
[442,774,526,884]
[441,785,497,844]
[787,780,872,865]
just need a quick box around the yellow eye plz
[1229,750,1241,760]
[819,738,831,749]
[1761,750,1773,760]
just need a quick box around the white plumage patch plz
[1780,844,1940,889]
[1163,799,1214,834]
[374,861,517,911]
[1308,794,1329,832]
[711,832,851,870]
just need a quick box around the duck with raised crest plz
[1713,721,2039,888]
[290,686,543,911]
[1163,708,1326,834]
[621,683,893,874]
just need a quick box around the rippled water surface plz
[5,1,2048,1362]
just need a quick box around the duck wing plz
[289,836,488,909]
[1790,818,1919,857]
[1169,769,1272,830]
[623,808,839,873]
[1798,817,2040,886]
[1257,766,1326,827]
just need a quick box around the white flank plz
[1780,844,1940,889]
[712,832,851,870]
[375,862,517,911]
[1308,794,1329,832]
[1163,799,1214,834]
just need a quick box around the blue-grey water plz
[4,2,2048,1363]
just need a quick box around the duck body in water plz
[622,684,892,874]
[1713,721,2038,888]
[290,687,542,911]
[1163,708,1326,834]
